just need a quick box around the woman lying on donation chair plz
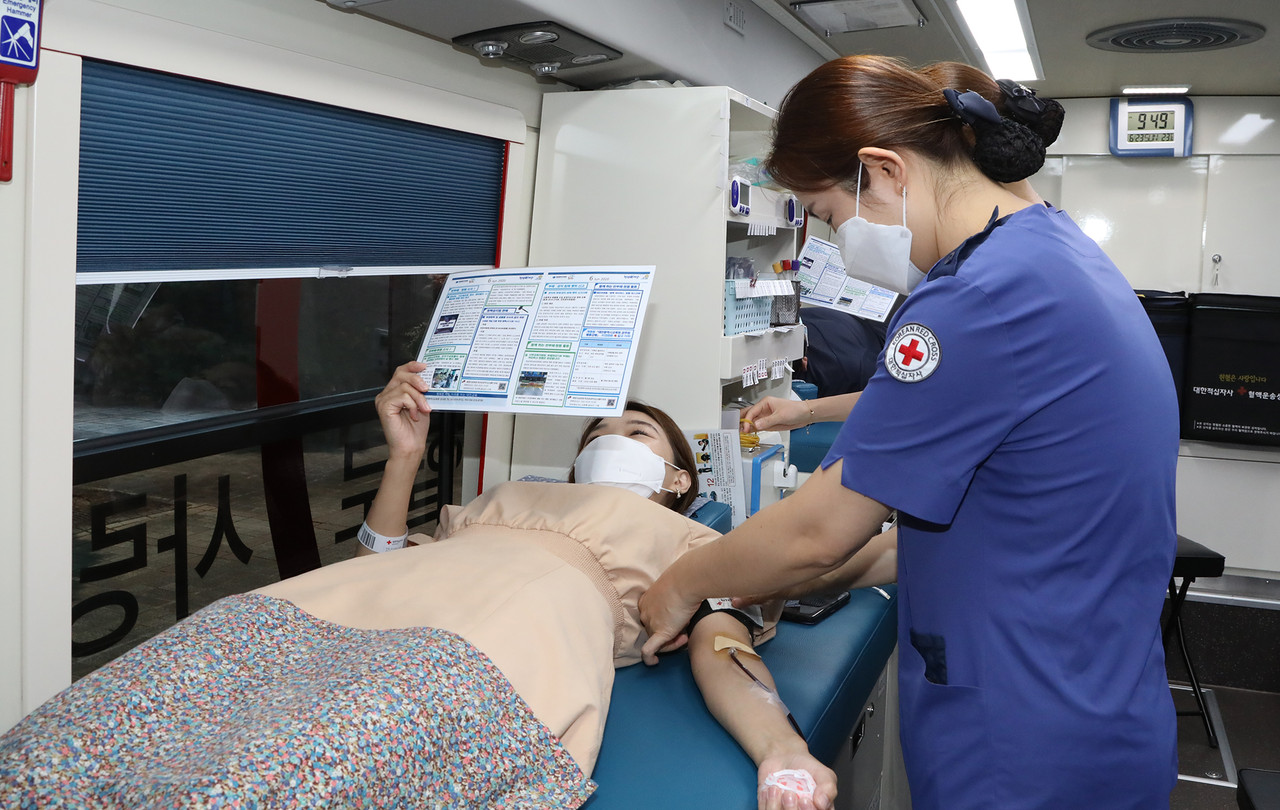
[0,361,834,810]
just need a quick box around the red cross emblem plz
[897,338,925,367]
[885,323,940,383]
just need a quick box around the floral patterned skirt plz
[0,593,595,809]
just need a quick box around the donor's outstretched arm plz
[688,612,836,810]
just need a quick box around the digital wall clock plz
[1109,97,1193,157]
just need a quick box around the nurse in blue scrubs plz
[640,55,1179,809]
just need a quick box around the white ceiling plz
[786,0,1280,98]
[334,0,1280,99]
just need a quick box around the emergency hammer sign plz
[0,0,42,182]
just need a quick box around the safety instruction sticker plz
[885,322,940,383]
[1,0,40,72]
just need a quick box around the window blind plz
[77,59,504,274]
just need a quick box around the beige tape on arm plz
[714,635,760,657]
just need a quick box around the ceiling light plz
[518,30,559,45]
[1122,85,1191,95]
[473,40,509,59]
[790,0,924,35]
[323,0,389,9]
[953,0,1042,81]
[453,22,622,83]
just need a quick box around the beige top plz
[256,481,729,774]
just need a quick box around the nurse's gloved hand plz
[740,396,814,433]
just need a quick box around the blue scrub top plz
[823,204,1179,809]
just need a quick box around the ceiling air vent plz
[1087,18,1265,53]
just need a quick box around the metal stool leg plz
[1165,575,1219,749]
[1174,606,1219,749]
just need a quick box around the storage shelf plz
[718,326,805,381]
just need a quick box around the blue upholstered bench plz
[584,585,898,807]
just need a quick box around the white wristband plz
[357,522,408,553]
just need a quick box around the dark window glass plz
[74,275,445,439]
[71,421,460,680]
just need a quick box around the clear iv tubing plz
[727,647,804,738]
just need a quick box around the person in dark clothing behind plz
[794,306,888,397]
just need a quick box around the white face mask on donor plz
[834,164,926,295]
[573,434,680,499]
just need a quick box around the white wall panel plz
[1050,97,1280,158]
[0,78,32,736]
[1202,155,1280,296]
[19,50,82,721]
[1058,156,1207,292]
[1028,156,1063,207]
[1176,452,1280,575]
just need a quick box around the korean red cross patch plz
[884,322,941,383]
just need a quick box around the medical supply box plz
[1182,293,1280,446]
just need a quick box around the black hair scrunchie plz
[944,87,1046,184]
[996,79,1065,147]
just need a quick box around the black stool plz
[1238,768,1280,810]
[1164,535,1226,748]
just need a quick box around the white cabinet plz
[1202,155,1280,296]
[511,87,805,479]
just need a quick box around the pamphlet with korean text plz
[796,235,897,322]
[417,266,654,417]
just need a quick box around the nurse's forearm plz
[810,391,861,424]
[813,527,898,591]
[669,460,889,601]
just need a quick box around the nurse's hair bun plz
[996,79,1064,147]
[944,87,1046,183]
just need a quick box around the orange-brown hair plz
[765,55,1045,196]
[569,400,699,515]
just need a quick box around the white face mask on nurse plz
[803,164,926,296]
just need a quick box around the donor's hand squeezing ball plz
[766,769,814,798]
[758,764,834,810]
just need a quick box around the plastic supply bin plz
[724,280,773,336]
[1182,293,1280,446]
